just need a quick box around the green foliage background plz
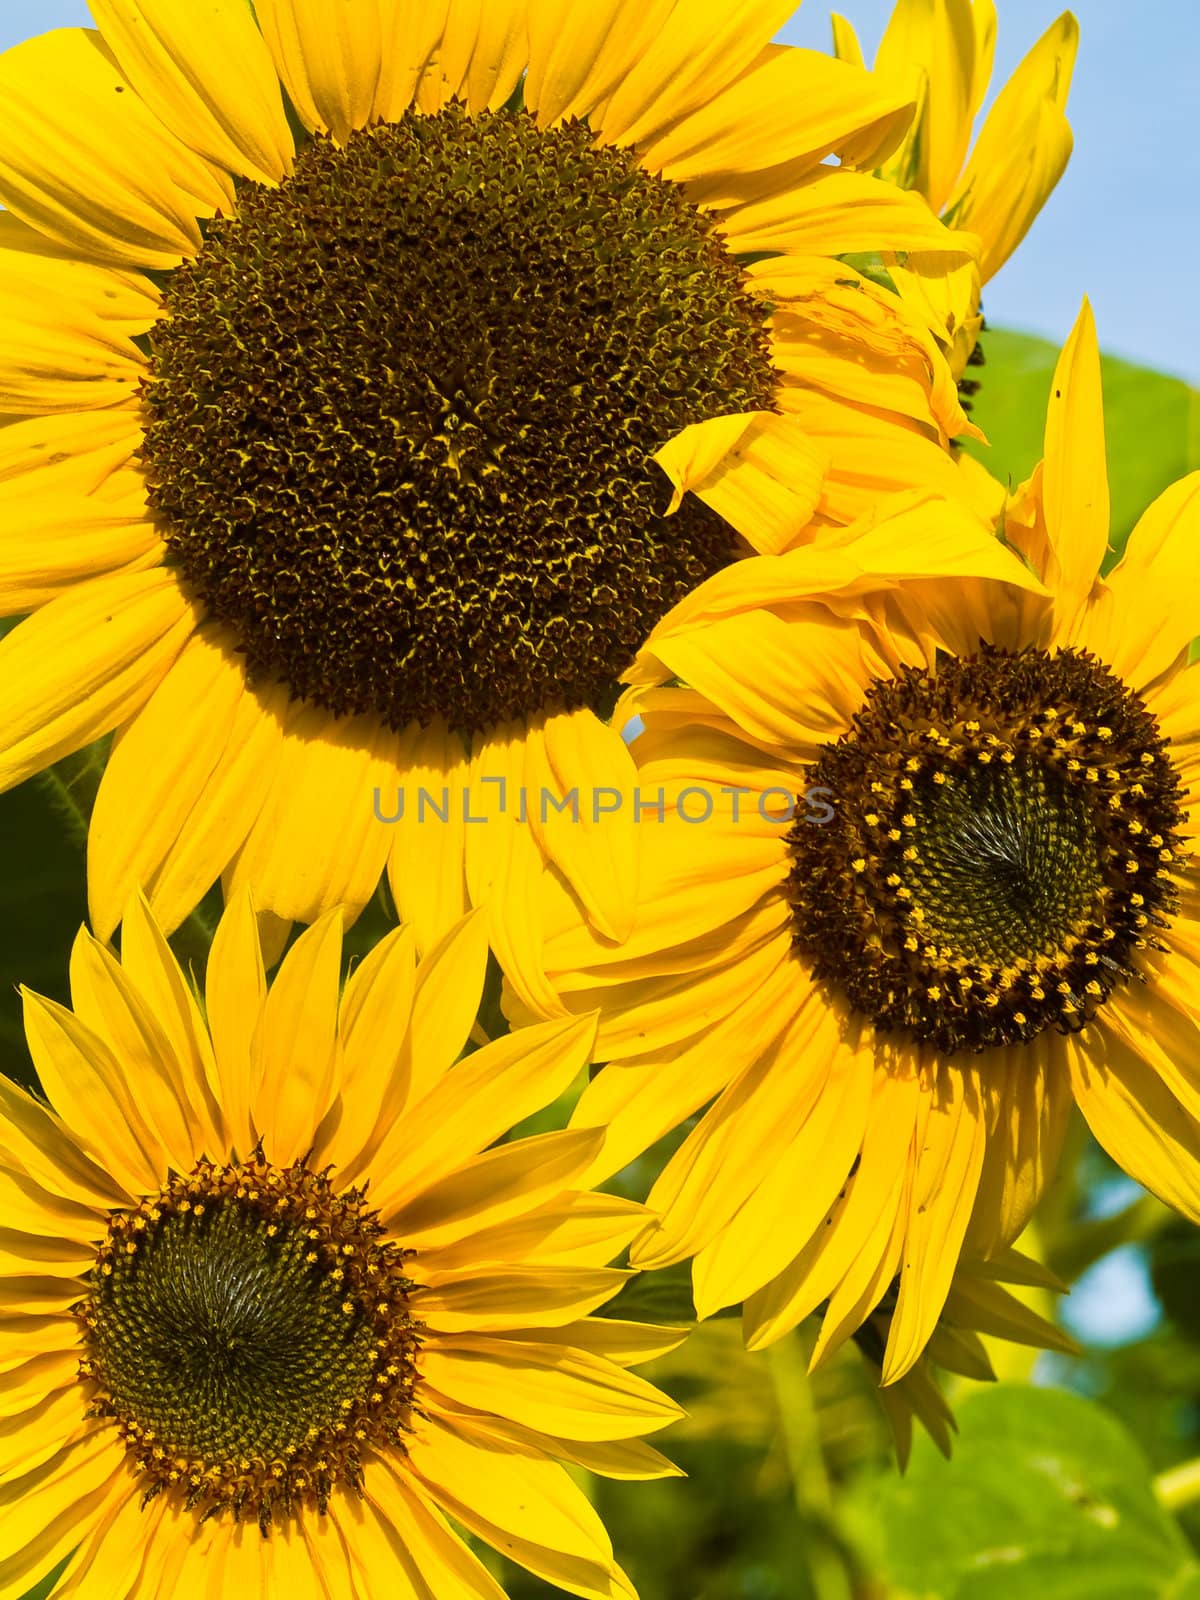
[4,329,1200,1599]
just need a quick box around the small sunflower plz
[0,892,684,1599]
[830,0,1078,402]
[0,0,974,966]
[506,301,1200,1382]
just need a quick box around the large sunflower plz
[830,0,1078,403]
[0,0,976,966]
[0,892,685,1599]
[505,302,1200,1382]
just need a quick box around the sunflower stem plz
[766,1330,854,1600]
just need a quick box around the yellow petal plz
[743,1066,920,1351]
[204,888,266,1158]
[519,1318,689,1367]
[465,721,567,1019]
[1067,1023,1200,1222]
[408,1419,627,1598]
[52,1481,169,1600]
[389,1128,605,1252]
[874,0,977,212]
[810,1129,915,1369]
[1096,473,1200,688]
[595,0,799,149]
[1040,299,1110,636]
[66,929,208,1177]
[417,1265,631,1332]
[252,910,344,1166]
[573,911,790,1061]
[146,671,289,936]
[661,413,827,555]
[336,1461,506,1600]
[372,0,451,123]
[0,569,198,794]
[634,992,838,1270]
[0,28,231,268]
[830,13,865,67]
[567,956,792,1184]
[882,1061,988,1382]
[946,11,1078,280]
[645,604,875,752]
[254,0,383,143]
[653,412,760,517]
[368,1013,597,1216]
[419,1338,681,1441]
[524,708,640,944]
[0,1385,96,1486]
[524,0,675,126]
[119,890,224,1141]
[0,1434,126,1600]
[20,990,164,1195]
[636,46,916,189]
[228,703,398,927]
[87,627,244,940]
[403,908,490,1106]
[0,407,141,498]
[0,249,148,415]
[964,1036,1073,1257]
[0,486,159,614]
[692,1036,874,1314]
[319,924,418,1174]
[384,718,471,956]
[722,166,972,260]
[541,810,785,976]
[425,1192,647,1273]
[90,0,294,184]
[0,1228,93,1279]
[0,1076,126,1211]
[754,252,972,444]
[772,393,990,528]
[453,1410,682,1481]
[329,909,482,1181]
[0,1161,104,1244]
[632,487,1038,659]
[461,0,528,113]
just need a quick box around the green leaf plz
[962,328,1200,562]
[600,1260,697,1323]
[852,1385,1200,1600]
[0,750,98,1088]
[18,1559,70,1600]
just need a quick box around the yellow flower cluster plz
[1,1,1196,1596]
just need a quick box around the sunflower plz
[504,300,1200,1383]
[0,0,977,968]
[830,0,1078,399]
[0,891,686,1600]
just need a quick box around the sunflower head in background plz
[506,300,1200,1386]
[830,0,1078,402]
[0,893,687,1599]
[0,0,985,967]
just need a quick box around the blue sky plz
[3,0,1197,383]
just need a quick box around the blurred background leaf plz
[962,328,1200,560]
[843,1385,1200,1600]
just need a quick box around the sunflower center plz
[76,1155,421,1534]
[141,105,778,735]
[785,647,1185,1053]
